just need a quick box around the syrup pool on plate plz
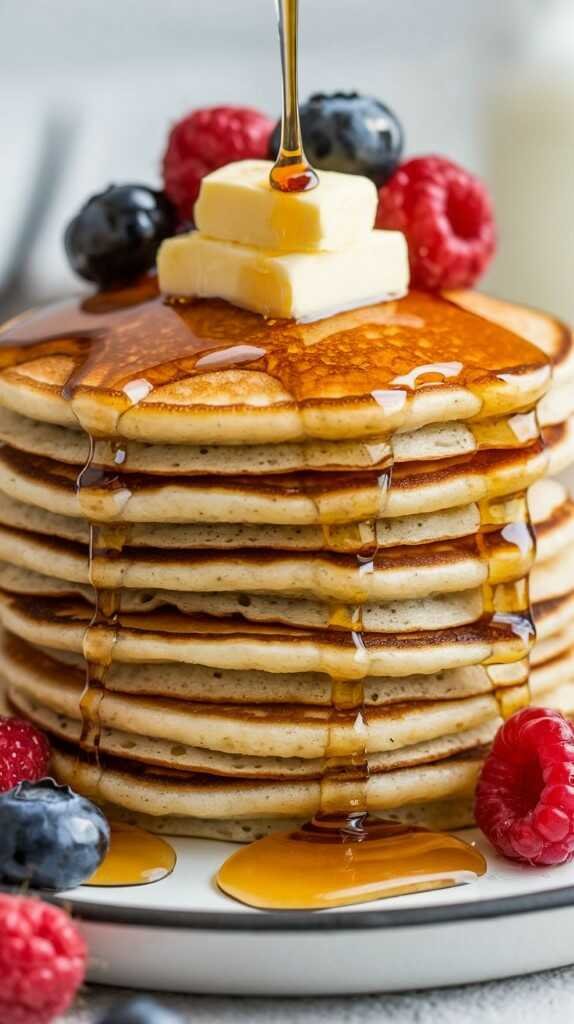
[86,823,177,887]
[217,816,487,911]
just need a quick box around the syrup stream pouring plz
[270,0,319,193]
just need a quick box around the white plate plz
[51,829,574,995]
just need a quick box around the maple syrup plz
[217,817,486,910]
[86,822,176,887]
[74,444,131,754]
[476,490,537,716]
[270,0,319,194]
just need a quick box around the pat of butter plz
[158,230,409,322]
[194,160,378,253]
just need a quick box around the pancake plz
[0,524,533,603]
[10,540,573,643]
[7,675,497,778]
[0,680,493,834]
[530,560,574,667]
[0,443,548,525]
[544,419,574,476]
[4,635,509,706]
[1,645,502,759]
[0,287,552,444]
[533,589,574,649]
[0,475,569,555]
[539,378,574,428]
[530,646,574,701]
[532,621,574,667]
[539,682,574,716]
[530,479,574,562]
[0,593,533,678]
[49,742,485,822]
[0,490,483,551]
[0,405,543,475]
[531,545,574,605]
[0,563,485,634]
[438,294,574,430]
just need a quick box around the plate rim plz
[52,881,574,932]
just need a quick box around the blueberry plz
[0,778,110,890]
[64,184,177,288]
[269,92,404,187]
[98,996,183,1024]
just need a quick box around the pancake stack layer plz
[0,282,572,840]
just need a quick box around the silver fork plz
[0,110,76,321]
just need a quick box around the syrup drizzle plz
[74,447,181,885]
[75,438,131,755]
[476,488,537,717]
[270,0,319,193]
[0,283,551,906]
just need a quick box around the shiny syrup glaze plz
[269,0,319,194]
[217,816,487,910]
[86,822,176,887]
[0,281,549,419]
[0,281,552,904]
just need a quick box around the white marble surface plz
[64,967,574,1024]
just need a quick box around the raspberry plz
[0,717,50,793]
[162,106,274,221]
[376,155,496,289]
[0,894,86,1023]
[475,707,574,866]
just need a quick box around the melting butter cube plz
[194,160,378,253]
[158,231,409,322]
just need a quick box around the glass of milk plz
[488,0,574,323]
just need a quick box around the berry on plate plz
[64,184,177,287]
[0,716,50,792]
[475,707,574,866]
[0,893,86,1024]
[0,779,110,890]
[269,91,403,187]
[99,995,183,1024]
[376,155,496,289]
[162,106,274,221]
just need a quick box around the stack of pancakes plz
[0,284,572,841]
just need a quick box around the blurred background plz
[1,0,573,320]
